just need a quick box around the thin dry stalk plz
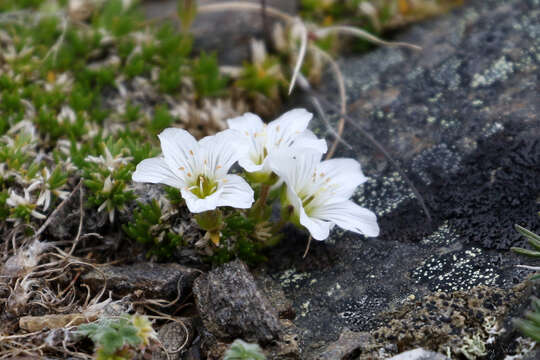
[309,46,347,159]
[33,180,82,240]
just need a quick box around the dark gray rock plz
[81,262,199,299]
[193,260,282,344]
[261,0,540,357]
[152,318,196,360]
[315,330,377,360]
[143,0,298,64]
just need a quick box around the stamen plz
[187,172,192,177]
[199,175,204,194]
[179,166,185,171]
[189,150,194,155]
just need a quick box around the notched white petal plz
[158,128,198,175]
[132,157,184,188]
[227,112,265,134]
[313,201,380,237]
[216,174,255,209]
[181,188,224,213]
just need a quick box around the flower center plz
[253,147,269,165]
[189,175,218,199]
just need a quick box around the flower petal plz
[227,112,265,134]
[312,200,379,237]
[215,174,255,209]
[227,113,266,174]
[132,157,184,188]
[270,150,322,192]
[181,187,224,213]
[199,129,247,177]
[158,128,198,181]
[239,158,266,173]
[285,184,331,240]
[292,130,328,154]
[318,158,367,200]
[266,108,313,150]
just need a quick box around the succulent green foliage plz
[149,106,174,135]
[0,0,289,264]
[237,57,286,101]
[512,219,540,281]
[512,223,540,259]
[514,298,540,342]
[192,52,228,98]
[512,215,540,342]
[211,213,268,265]
[122,200,184,259]
[224,339,266,360]
[0,191,9,220]
[77,314,155,360]
[93,0,141,37]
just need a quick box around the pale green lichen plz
[471,56,515,88]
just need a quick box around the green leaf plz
[515,224,540,250]
[525,310,540,327]
[515,318,540,342]
[511,247,540,258]
[99,329,124,355]
[224,339,266,360]
[118,325,141,346]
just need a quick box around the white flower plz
[85,143,132,172]
[6,189,46,221]
[28,172,70,213]
[132,128,254,213]
[271,152,379,241]
[227,109,327,178]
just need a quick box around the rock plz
[369,284,530,357]
[388,348,449,360]
[258,0,540,357]
[193,260,282,344]
[315,330,377,360]
[81,263,199,299]
[142,0,298,64]
[152,318,196,360]
[254,269,296,320]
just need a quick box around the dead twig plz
[33,180,82,240]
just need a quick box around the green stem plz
[251,184,270,220]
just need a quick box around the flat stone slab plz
[142,0,298,64]
[260,0,539,357]
[82,262,199,299]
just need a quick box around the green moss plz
[192,52,228,98]
[149,106,173,135]
[0,191,9,220]
[122,200,184,259]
